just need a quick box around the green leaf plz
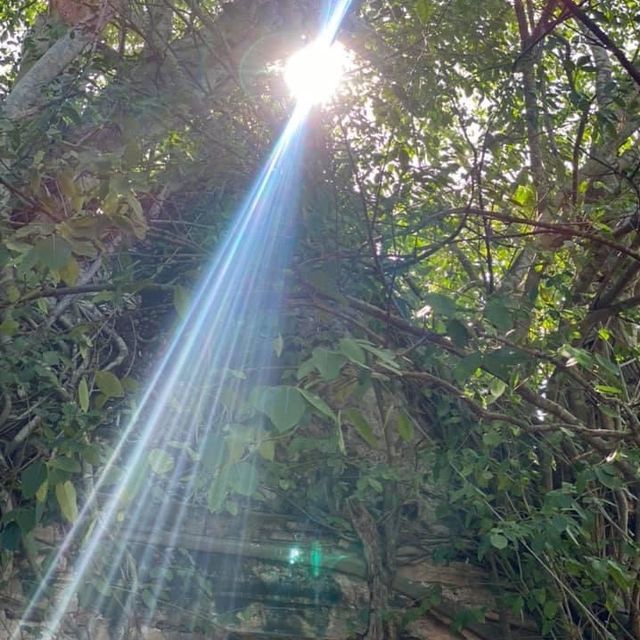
[446,319,470,347]
[483,348,522,382]
[453,352,482,384]
[343,408,379,448]
[594,464,623,490]
[396,411,414,442]
[485,298,513,333]
[78,377,90,413]
[94,371,124,399]
[560,345,593,368]
[58,257,80,285]
[48,457,81,473]
[594,353,619,377]
[607,559,632,591]
[254,386,306,432]
[490,532,508,550]
[357,342,401,372]
[32,236,72,270]
[258,440,275,461]
[488,378,507,402]
[173,285,190,320]
[14,508,36,533]
[543,600,558,619]
[148,449,174,475]
[513,184,535,207]
[311,347,346,381]
[595,384,622,395]
[120,461,148,502]
[225,431,249,464]
[36,481,48,503]
[339,338,366,364]
[142,589,156,610]
[229,461,258,496]
[415,0,431,22]
[299,388,337,422]
[422,292,458,317]
[208,464,230,513]
[272,334,284,358]
[200,433,225,472]
[1,522,21,551]
[55,481,79,523]
[21,461,47,499]
[0,312,19,337]
[482,431,504,448]
[336,419,346,455]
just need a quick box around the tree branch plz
[2,26,95,121]
[559,0,640,87]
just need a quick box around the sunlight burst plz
[284,40,347,106]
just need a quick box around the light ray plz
[13,1,353,636]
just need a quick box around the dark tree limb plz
[560,0,640,87]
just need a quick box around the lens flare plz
[11,0,353,637]
[284,40,347,106]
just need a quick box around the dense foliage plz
[2,1,640,638]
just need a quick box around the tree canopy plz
[2,1,640,638]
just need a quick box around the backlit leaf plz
[173,285,190,320]
[58,256,80,285]
[273,334,284,358]
[55,481,78,523]
[78,377,90,413]
[148,449,174,475]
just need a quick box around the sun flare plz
[284,40,347,106]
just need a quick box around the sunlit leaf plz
[148,449,174,475]
[78,377,90,413]
[173,285,190,320]
[208,464,231,513]
[229,461,258,496]
[55,481,78,523]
